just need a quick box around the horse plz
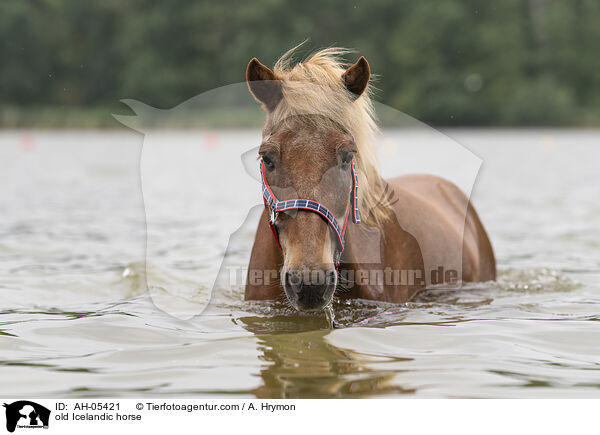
[244,47,495,312]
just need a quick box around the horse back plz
[386,174,496,283]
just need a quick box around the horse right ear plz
[246,58,282,112]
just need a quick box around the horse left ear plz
[342,56,370,99]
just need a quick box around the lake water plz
[1,129,599,398]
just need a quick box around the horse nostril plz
[284,269,303,294]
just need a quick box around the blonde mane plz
[266,47,388,227]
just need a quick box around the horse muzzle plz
[282,267,337,311]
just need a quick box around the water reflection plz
[238,315,415,398]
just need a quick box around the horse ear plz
[246,58,282,112]
[342,56,370,99]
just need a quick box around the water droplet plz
[324,304,335,328]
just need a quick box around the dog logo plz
[3,401,50,433]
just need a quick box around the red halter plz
[260,158,360,266]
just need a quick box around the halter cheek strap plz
[260,158,360,266]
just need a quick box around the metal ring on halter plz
[270,208,278,225]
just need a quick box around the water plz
[1,129,599,398]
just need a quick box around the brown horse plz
[245,48,495,312]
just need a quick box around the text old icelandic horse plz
[244,48,495,311]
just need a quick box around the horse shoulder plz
[385,174,495,283]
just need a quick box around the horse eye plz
[262,155,275,170]
[340,152,354,169]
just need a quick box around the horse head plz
[246,51,379,311]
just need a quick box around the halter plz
[260,158,360,267]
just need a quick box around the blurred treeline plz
[1,0,599,127]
